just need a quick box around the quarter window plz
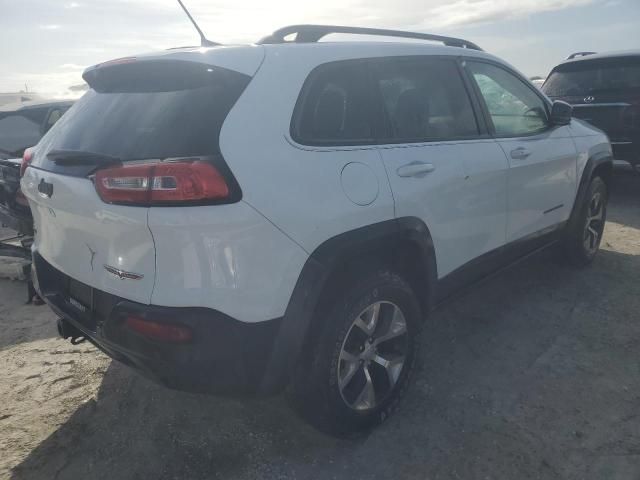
[292,61,376,145]
[371,57,479,142]
[467,61,549,136]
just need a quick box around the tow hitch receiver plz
[57,317,86,345]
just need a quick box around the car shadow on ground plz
[11,239,640,480]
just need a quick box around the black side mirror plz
[550,100,572,126]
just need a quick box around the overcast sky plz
[1,0,639,98]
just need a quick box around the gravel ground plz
[1,173,638,480]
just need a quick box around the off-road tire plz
[291,270,421,436]
[563,176,608,266]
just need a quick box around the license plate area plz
[67,278,97,331]
[34,253,119,333]
[69,278,91,307]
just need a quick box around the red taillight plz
[94,161,230,205]
[20,147,34,177]
[125,316,192,343]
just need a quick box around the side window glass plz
[44,109,63,133]
[0,114,42,156]
[293,61,376,145]
[372,57,479,142]
[467,61,548,136]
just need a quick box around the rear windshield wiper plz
[46,149,122,166]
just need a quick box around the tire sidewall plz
[576,177,608,262]
[312,271,420,434]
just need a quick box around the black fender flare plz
[259,217,437,393]
[567,149,613,230]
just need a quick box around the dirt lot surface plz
[1,174,638,480]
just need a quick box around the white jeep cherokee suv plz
[22,26,612,434]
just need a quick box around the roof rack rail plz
[257,25,483,51]
[566,51,596,60]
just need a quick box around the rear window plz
[371,57,479,142]
[33,61,250,167]
[0,113,42,158]
[543,57,640,97]
[291,60,377,146]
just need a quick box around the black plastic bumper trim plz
[33,251,283,395]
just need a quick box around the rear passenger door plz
[372,56,509,278]
[465,60,577,243]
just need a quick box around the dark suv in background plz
[543,51,640,173]
[0,99,73,233]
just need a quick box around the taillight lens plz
[94,160,230,206]
[124,316,192,343]
[20,147,34,177]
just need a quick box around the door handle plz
[510,147,532,160]
[396,162,435,178]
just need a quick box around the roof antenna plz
[176,0,220,47]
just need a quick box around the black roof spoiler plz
[257,25,482,51]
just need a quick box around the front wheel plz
[292,270,421,436]
[563,176,608,266]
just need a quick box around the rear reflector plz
[125,316,192,343]
[94,160,230,206]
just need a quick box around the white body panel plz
[497,126,578,242]
[219,45,397,255]
[23,41,610,325]
[148,201,308,322]
[568,119,612,190]
[22,168,156,304]
[379,140,508,277]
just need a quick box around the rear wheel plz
[564,176,608,266]
[292,270,420,436]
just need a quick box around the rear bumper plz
[611,140,639,165]
[33,251,284,395]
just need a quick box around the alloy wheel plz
[337,301,409,411]
[583,191,605,255]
